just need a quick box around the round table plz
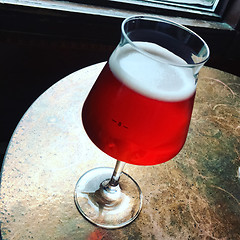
[1,62,240,239]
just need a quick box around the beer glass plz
[75,15,210,229]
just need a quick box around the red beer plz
[82,42,196,165]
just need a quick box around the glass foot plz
[74,167,142,229]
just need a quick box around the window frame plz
[96,0,230,19]
[54,0,233,22]
[0,0,238,29]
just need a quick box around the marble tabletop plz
[1,62,240,239]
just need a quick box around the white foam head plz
[109,42,196,101]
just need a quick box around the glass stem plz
[109,161,126,187]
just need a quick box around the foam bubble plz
[109,42,196,101]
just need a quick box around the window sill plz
[0,0,234,31]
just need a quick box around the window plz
[76,0,230,20]
[1,0,239,34]
[1,0,230,20]
[135,0,220,11]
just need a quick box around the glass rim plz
[121,15,210,68]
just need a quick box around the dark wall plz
[0,34,115,143]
